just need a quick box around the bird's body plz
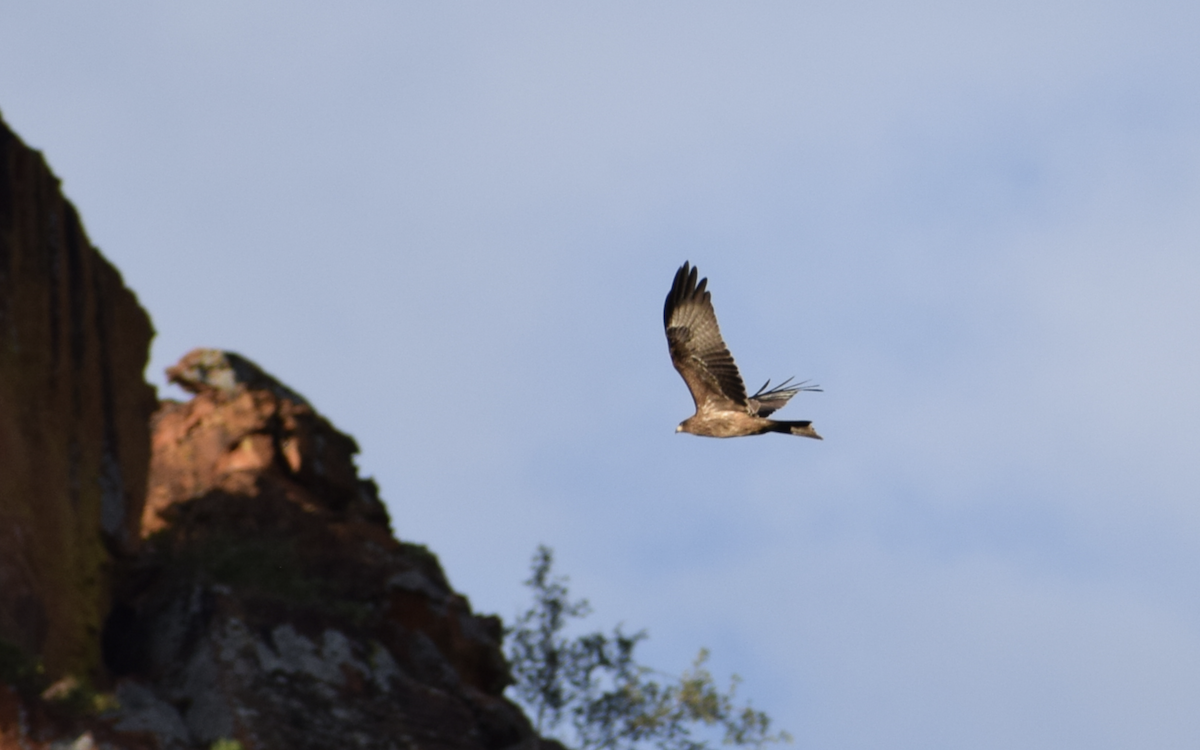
[664,262,822,439]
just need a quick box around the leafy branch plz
[507,546,791,750]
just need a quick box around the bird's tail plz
[765,420,823,440]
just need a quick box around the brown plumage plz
[664,262,822,439]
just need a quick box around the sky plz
[3,2,1200,747]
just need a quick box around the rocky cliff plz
[0,113,545,750]
[0,113,157,683]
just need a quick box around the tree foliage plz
[507,546,792,750]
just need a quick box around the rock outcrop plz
[100,348,533,750]
[0,112,545,750]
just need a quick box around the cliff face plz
[0,113,544,750]
[0,113,157,682]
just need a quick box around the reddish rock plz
[143,348,386,537]
[0,111,156,682]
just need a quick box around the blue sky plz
[4,3,1200,747]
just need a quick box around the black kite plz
[664,262,822,439]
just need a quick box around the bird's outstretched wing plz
[748,377,823,417]
[663,262,747,409]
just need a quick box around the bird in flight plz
[664,262,822,439]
